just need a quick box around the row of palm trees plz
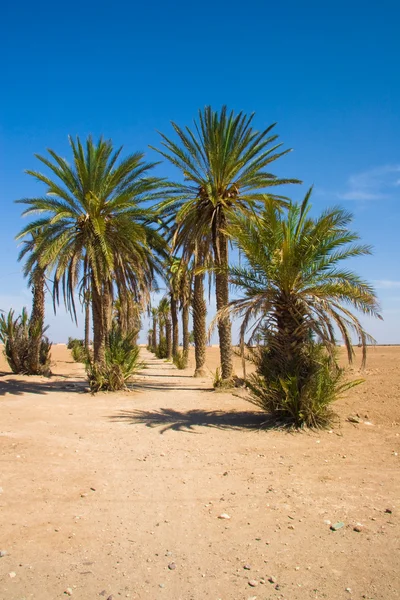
[148,284,191,366]
[17,106,295,384]
[13,106,380,409]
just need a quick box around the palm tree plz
[151,307,158,351]
[192,245,207,376]
[180,265,192,368]
[147,328,153,348]
[78,255,91,352]
[170,292,179,357]
[16,136,165,369]
[114,294,141,340]
[153,106,298,385]
[158,297,172,359]
[170,256,192,367]
[165,257,180,357]
[18,230,47,374]
[216,190,381,424]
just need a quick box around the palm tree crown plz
[16,135,165,364]
[154,105,298,254]
[220,189,382,366]
[153,105,299,382]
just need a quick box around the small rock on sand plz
[218,513,231,519]
[348,416,362,423]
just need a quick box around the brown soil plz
[0,345,399,600]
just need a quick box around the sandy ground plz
[0,345,399,600]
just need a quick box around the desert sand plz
[0,345,399,599]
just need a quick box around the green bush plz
[67,337,84,350]
[71,343,88,363]
[0,308,51,375]
[155,337,167,359]
[86,325,143,392]
[245,341,363,428]
[173,350,187,369]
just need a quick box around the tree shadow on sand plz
[0,376,87,397]
[109,407,280,434]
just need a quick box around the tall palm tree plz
[114,294,141,339]
[170,292,179,357]
[16,136,165,368]
[158,297,172,359]
[192,244,207,376]
[153,106,298,385]
[78,255,91,352]
[165,257,180,357]
[217,190,382,365]
[151,307,158,350]
[170,256,192,367]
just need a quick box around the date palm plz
[170,256,192,367]
[158,297,172,360]
[78,255,91,352]
[16,136,165,368]
[167,259,180,358]
[151,307,158,351]
[154,105,298,385]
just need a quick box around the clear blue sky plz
[1,0,399,344]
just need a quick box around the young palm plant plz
[16,136,165,380]
[153,105,298,385]
[0,308,51,375]
[217,190,381,427]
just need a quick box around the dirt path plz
[0,347,399,600]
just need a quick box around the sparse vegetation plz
[10,108,380,418]
[86,325,143,392]
[0,308,51,375]
[173,350,187,370]
[245,342,364,428]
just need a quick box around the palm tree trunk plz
[214,226,233,383]
[28,266,46,374]
[84,297,90,351]
[165,311,172,360]
[119,296,127,336]
[158,316,164,347]
[103,283,112,345]
[193,268,207,377]
[275,299,307,364]
[152,315,157,350]
[171,295,179,357]
[182,302,190,367]
[92,277,106,366]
